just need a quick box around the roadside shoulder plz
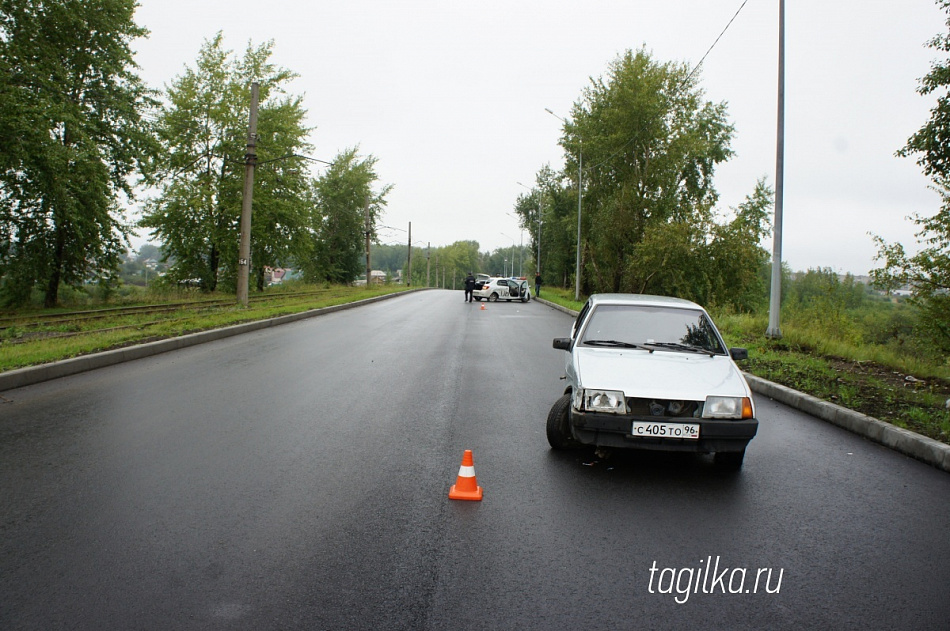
[0,289,428,393]
[533,296,950,473]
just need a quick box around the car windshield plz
[579,304,726,355]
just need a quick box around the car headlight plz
[581,389,627,414]
[703,396,754,419]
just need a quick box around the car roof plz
[587,293,705,311]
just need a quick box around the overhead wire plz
[582,0,752,173]
[685,0,751,85]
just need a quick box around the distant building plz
[353,270,389,286]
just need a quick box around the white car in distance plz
[473,277,531,302]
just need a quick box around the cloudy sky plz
[130,0,948,276]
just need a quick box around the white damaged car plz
[547,294,757,470]
[473,277,531,302]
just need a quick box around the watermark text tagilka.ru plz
[648,557,784,604]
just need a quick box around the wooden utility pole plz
[407,222,412,286]
[426,243,431,287]
[364,196,372,287]
[237,81,259,307]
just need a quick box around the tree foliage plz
[520,49,770,311]
[140,33,312,292]
[0,0,157,306]
[898,0,950,178]
[299,148,392,285]
[875,1,950,354]
[514,164,577,286]
[871,184,950,352]
[566,49,734,296]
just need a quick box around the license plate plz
[631,421,700,440]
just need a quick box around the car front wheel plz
[546,394,576,449]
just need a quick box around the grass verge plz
[539,288,950,446]
[0,284,412,373]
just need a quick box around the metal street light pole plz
[545,108,583,301]
[501,232,516,277]
[517,181,542,276]
[767,0,785,339]
[518,229,523,277]
[505,211,525,277]
[536,201,541,275]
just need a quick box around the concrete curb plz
[743,374,950,473]
[533,297,950,474]
[6,291,949,473]
[0,288,430,393]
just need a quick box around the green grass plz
[0,283,412,372]
[6,282,950,446]
[539,286,586,312]
[712,312,950,445]
[537,288,950,446]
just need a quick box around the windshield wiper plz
[642,342,718,357]
[583,339,654,352]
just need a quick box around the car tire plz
[489,293,499,302]
[546,394,576,449]
[714,449,745,471]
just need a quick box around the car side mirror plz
[729,347,749,361]
[553,337,572,351]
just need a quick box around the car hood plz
[574,347,751,401]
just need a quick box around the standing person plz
[534,271,542,298]
[464,271,476,302]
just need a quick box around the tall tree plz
[140,33,312,292]
[871,183,950,353]
[555,48,734,295]
[705,179,773,311]
[300,147,392,285]
[513,165,576,288]
[0,0,157,306]
[875,0,950,353]
[898,0,950,178]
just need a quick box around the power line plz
[584,0,751,173]
[685,0,751,84]
[377,224,406,233]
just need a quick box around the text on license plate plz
[631,421,700,440]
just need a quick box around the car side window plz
[572,301,592,340]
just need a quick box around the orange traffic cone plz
[480,303,486,310]
[449,449,483,501]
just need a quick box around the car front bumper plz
[570,410,758,453]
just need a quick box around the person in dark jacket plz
[534,272,542,297]
[464,272,476,302]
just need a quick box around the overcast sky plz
[130,0,948,276]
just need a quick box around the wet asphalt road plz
[1,289,949,630]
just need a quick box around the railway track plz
[0,290,330,333]
[0,289,345,345]
[0,285,414,374]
